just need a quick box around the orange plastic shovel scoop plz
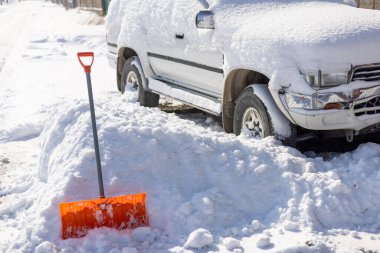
[59,52,149,240]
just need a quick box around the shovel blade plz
[59,193,148,239]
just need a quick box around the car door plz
[167,0,224,98]
[144,0,178,79]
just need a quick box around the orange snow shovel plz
[59,52,149,239]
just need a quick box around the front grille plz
[351,64,380,82]
[354,96,380,116]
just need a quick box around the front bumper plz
[283,84,380,131]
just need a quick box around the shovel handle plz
[77,52,94,73]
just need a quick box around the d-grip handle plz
[77,52,94,73]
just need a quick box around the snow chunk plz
[222,237,241,251]
[251,220,262,231]
[283,220,300,232]
[350,231,360,238]
[256,236,272,249]
[184,228,214,249]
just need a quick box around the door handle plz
[175,33,184,40]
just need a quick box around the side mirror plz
[196,10,215,29]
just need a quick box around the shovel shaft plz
[85,72,105,198]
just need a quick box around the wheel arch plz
[222,68,270,133]
[245,84,293,139]
[117,47,138,91]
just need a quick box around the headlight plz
[285,92,348,110]
[303,70,349,88]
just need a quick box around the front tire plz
[233,87,273,139]
[120,56,159,108]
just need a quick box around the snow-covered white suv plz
[106,0,380,145]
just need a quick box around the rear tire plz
[120,57,159,108]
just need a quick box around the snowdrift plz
[1,2,380,252]
[2,90,379,252]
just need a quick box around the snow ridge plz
[4,90,378,252]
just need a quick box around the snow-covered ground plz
[0,1,380,253]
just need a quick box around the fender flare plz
[246,84,292,138]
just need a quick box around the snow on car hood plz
[212,1,380,88]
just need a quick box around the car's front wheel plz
[233,87,273,139]
[120,56,159,107]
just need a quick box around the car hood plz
[212,1,380,83]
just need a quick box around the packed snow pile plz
[1,1,380,253]
[2,88,380,252]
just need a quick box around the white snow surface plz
[0,1,380,253]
